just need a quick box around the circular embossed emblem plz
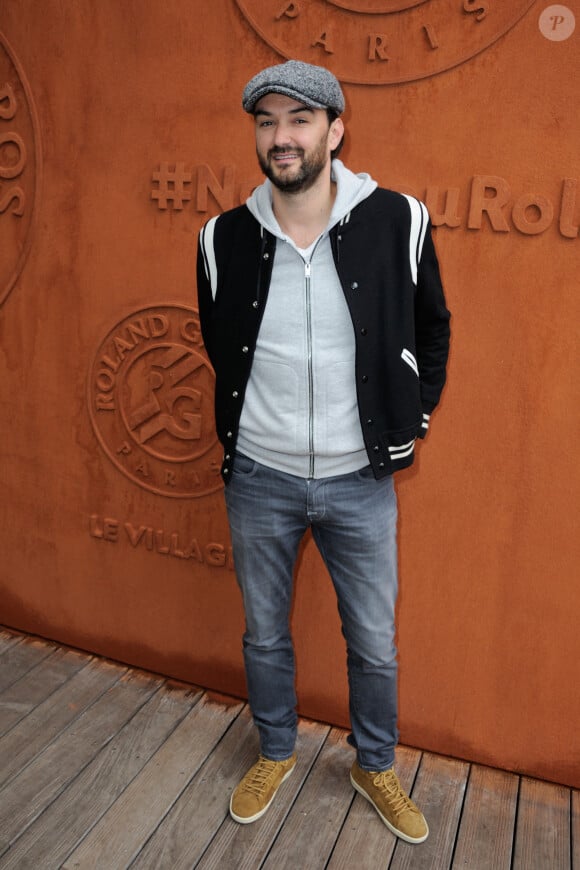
[0,32,41,306]
[88,304,223,498]
[236,0,537,85]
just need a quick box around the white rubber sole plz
[230,764,296,824]
[350,774,429,844]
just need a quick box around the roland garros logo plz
[88,304,223,498]
[235,1,537,85]
[0,31,41,306]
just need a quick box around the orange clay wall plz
[1,2,578,788]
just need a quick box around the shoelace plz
[372,770,417,817]
[240,757,281,797]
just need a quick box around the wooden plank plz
[261,728,356,869]
[62,691,245,869]
[512,776,571,870]
[327,744,422,869]
[0,656,123,790]
[389,752,470,870]
[0,628,23,656]
[0,680,200,870]
[0,634,55,692]
[195,717,330,870]
[572,789,579,869]
[131,703,256,869]
[0,646,88,737]
[0,668,159,856]
[451,764,518,870]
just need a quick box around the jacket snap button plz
[263,252,269,260]
[242,345,249,353]
[379,462,385,469]
[373,445,379,452]
[232,390,239,398]
[361,375,368,383]
[367,418,374,426]
[360,327,367,336]
[226,431,233,438]
[252,300,259,308]
[351,282,358,290]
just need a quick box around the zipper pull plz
[304,261,311,279]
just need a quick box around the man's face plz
[253,93,343,194]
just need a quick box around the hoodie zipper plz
[304,259,315,479]
[302,236,324,479]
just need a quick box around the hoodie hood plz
[246,159,378,241]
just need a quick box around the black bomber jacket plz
[197,187,451,483]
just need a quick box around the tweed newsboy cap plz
[242,60,345,115]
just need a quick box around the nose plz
[273,122,292,148]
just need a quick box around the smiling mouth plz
[270,149,303,165]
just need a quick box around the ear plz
[329,117,344,150]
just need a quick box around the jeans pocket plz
[232,452,258,476]
[355,464,375,481]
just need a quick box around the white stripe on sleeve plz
[200,216,219,300]
[402,195,429,285]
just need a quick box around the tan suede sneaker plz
[230,754,297,824]
[350,761,429,844]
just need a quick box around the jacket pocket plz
[401,348,419,377]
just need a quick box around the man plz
[197,60,450,844]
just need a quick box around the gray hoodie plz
[236,160,378,479]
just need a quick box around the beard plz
[257,135,330,194]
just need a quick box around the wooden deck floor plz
[0,628,577,870]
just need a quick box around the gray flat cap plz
[242,60,345,115]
